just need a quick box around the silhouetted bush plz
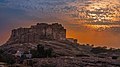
[37,44,44,53]
[41,63,56,67]
[44,48,53,58]
[30,49,38,58]
[112,56,119,59]
[0,52,16,64]
[37,44,45,57]
[31,44,53,58]
[0,49,16,64]
[111,49,120,52]
[91,47,108,54]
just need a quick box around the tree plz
[37,44,45,57]
[112,56,119,59]
[45,48,53,57]
[30,49,38,58]
[37,44,44,53]
[31,44,54,58]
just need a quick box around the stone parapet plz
[7,23,66,44]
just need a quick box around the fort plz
[7,23,67,44]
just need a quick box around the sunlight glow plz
[85,0,120,22]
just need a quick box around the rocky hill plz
[0,23,120,67]
[6,23,66,44]
[23,57,120,67]
[1,23,88,56]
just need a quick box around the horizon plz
[0,0,120,48]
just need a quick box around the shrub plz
[41,63,56,67]
[112,56,119,59]
[31,44,54,58]
[91,47,108,54]
[0,53,16,64]
[0,49,16,64]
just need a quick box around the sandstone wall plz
[7,23,66,44]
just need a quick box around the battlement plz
[7,23,66,44]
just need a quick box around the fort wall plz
[7,23,66,44]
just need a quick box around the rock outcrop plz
[7,23,67,44]
[24,57,120,67]
[2,23,84,56]
[1,23,120,67]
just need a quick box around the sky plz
[0,0,120,48]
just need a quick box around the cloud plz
[0,6,36,34]
[1,0,119,24]
[0,0,120,47]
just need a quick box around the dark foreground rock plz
[23,57,120,67]
[1,23,87,56]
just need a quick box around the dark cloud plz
[0,7,36,35]
[0,0,120,47]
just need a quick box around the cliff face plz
[2,23,82,56]
[7,23,66,44]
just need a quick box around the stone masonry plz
[7,23,66,44]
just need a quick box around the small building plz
[15,50,32,59]
[25,51,32,59]
[15,50,24,57]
